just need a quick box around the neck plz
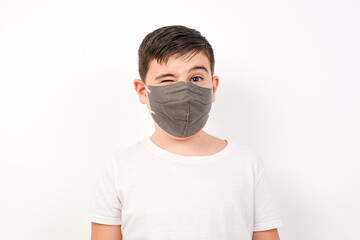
[148,123,227,157]
[150,123,211,147]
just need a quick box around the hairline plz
[143,50,213,83]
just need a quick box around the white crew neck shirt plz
[89,137,283,240]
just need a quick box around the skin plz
[252,229,281,240]
[91,50,280,240]
[91,223,122,240]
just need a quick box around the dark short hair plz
[138,25,215,83]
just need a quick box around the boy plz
[89,25,283,240]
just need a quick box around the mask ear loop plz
[144,84,155,114]
[145,84,151,93]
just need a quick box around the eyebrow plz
[154,65,209,81]
[190,65,209,73]
[154,73,176,81]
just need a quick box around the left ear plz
[211,75,219,103]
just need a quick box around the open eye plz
[191,76,203,82]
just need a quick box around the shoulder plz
[105,138,155,171]
[229,139,260,160]
[112,139,143,156]
[228,139,266,171]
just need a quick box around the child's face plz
[134,50,219,115]
[145,51,214,89]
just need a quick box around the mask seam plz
[182,101,190,137]
[164,85,211,95]
[152,99,211,105]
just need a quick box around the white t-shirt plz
[89,137,283,240]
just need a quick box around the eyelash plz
[191,76,203,82]
[161,76,204,83]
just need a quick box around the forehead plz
[147,51,211,76]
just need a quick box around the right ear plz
[133,79,148,105]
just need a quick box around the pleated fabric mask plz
[145,81,213,138]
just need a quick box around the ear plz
[211,75,220,103]
[133,79,148,105]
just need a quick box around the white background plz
[1,0,359,239]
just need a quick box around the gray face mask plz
[145,81,213,138]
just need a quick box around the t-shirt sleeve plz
[88,155,123,225]
[253,156,284,232]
